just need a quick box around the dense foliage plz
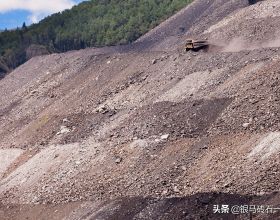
[0,0,192,74]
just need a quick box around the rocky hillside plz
[0,0,280,219]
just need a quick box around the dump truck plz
[185,39,210,52]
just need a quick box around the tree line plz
[0,0,192,75]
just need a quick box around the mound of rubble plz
[0,0,280,219]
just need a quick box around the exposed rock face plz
[25,44,50,60]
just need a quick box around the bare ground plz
[0,0,280,219]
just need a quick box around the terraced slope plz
[0,0,280,219]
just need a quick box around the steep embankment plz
[0,0,280,219]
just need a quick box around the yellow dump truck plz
[185,39,210,52]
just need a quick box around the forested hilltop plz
[0,0,192,77]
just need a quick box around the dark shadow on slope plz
[115,98,232,140]
[1,192,279,219]
[0,64,9,79]
[83,192,280,220]
[0,71,5,79]
[248,0,264,5]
